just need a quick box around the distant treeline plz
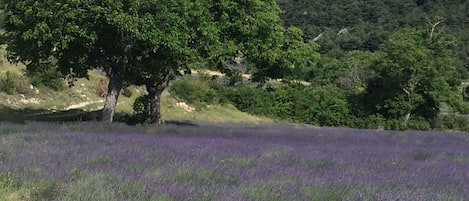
[276,0,469,76]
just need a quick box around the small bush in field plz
[169,77,219,105]
[129,94,152,124]
[0,71,34,95]
[0,71,19,94]
[28,64,65,91]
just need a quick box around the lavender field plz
[0,121,469,201]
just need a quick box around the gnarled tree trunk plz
[146,73,172,124]
[101,63,124,122]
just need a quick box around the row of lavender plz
[1,122,468,200]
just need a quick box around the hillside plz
[0,67,270,124]
[277,0,469,75]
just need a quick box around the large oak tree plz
[1,0,318,123]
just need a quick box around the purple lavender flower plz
[0,121,468,200]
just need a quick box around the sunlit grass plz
[160,92,271,123]
[1,66,270,124]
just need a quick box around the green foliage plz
[243,183,298,201]
[220,84,280,118]
[347,114,387,129]
[433,114,469,132]
[29,180,60,201]
[59,174,118,201]
[277,0,469,78]
[303,185,355,201]
[0,173,60,201]
[28,63,64,91]
[227,69,243,86]
[0,71,18,94]
[175,167,239,186]
[1,0,320,123]
[363,28,461,122]
[130,94,152,124]
[248,26,320,82]
[169,77,219,106]
[463,86,469,101]
[221,84,350,126]
[0,71,33,95]
[0,172,20,190]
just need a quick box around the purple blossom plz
[0,121,468,200]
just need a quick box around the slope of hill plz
[0,68,270,124]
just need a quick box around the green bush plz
[219,84,274,116]
[0,71,19,94]
[169,77,219,106]
[406,117,431,130]
[295,85,350,126]
[28,64,64,91]
[347,114,386,129]
[130,94,152,124]
[220,84,351,127]
[0,71,34,95]
[463,86,469,101]
[433,114,469,132]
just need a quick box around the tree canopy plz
[277,0,469,78]
[1,0,318,123]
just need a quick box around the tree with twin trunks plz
[1,0,318,123]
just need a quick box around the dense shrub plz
[406,117,431,130]
[219,84,272,115]
[433,113,469,132]
[221,84,350,126]
[0,71,19,95]
[169,77,219,106]
[0,71,33,95]
[295,85,350,126]
[130,94,152,124]
[349,115,432,131]
[168,78,466,131]
[28,64,64,91]
[463,86,469,101]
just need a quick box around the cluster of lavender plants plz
[0,121,468,200]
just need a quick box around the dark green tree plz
[1,0,140,121]
[1,0,318,124]
[364,28,461,122]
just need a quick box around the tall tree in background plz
[364,28,461,122]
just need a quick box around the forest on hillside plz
[277,0,469,69]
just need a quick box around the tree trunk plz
[405,111,411,122]
[147,88,162,124]
[401,84,414,123]
[146,73,172,124]
[101,63,124,122]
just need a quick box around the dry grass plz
[0,64,270,124]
